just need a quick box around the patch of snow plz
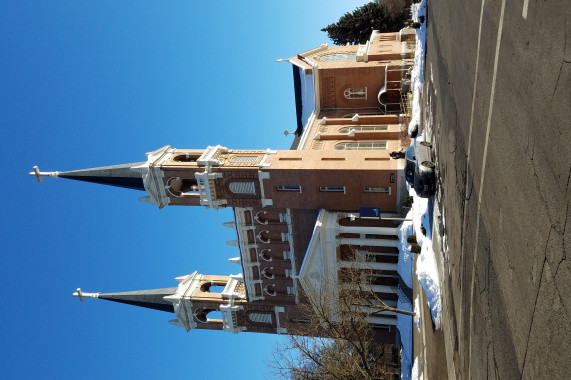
[396,282,413,380]
[398,215,415,288]
[416,242,442,329]
[414,295,421,331]
[410,356,423,380]
[408,186,441,328]
[408,0,428,136]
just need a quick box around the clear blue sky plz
[0,1,369,379]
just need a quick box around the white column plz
[339,260,397,272]
[339,226,399,236]
[339,237,400,248]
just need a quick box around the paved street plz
[424,0,571,378]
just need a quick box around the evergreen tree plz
[321,2,407,46]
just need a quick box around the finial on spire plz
[73,288,100,302]
[28,166,59,183]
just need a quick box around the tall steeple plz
[73,271,251,333]
[30,146,177,208]
[29,163,147,191]
[74,288,177,312]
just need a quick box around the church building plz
[30,28,416,344]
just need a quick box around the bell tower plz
[30,144,274,210]
[74,271,289,335]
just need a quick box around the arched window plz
[261,267,275,279]
[338,126,388,133]
[259,249,272,262]
[166,177,199,197]
[335,141,388,150]
[344,87,367,100]
[257,231,270,244]
[229,181,256,195]
[264,284,276,296]
[194,309,223,323]
[200,282,227,293]
[321,53,356,61]
[249,312,272,324]
[173,153,199,162]
[254,211,268,225]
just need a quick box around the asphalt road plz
[424,0,571,379]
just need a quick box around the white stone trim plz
[132,145,176,209]
[234,207,265,301]
[258,149,277,168]
[298,44,328,58]
[197,145,229,167]
[356,39,371,62]
[296,111,317,150]
[164,271,202,332]
[258,170,272,207]
[220,304,246,333]
[274,306,286,334]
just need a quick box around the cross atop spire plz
[28,166,59,183]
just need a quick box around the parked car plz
[405,141,436,197]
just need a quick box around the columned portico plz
[300,209,402,330]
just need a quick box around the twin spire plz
[29,162,146,191]
[73,287,177,313]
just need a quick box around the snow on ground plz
[397,218,415,288]
[406,0,442,329]
[408,0,428,136]
[397,290,414,380]
[414,295,421,331]
[411,356,423,380]
[397,0,444,378]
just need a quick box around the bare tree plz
[270,268,413,379]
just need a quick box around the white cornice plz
[132,145,175,209]
[298,44,328,58]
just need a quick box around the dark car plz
[405,141,436,197]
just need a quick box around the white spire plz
[228,257,241,265]
[226,240,239,247]
[222,221,236,229]
[230,273,244,282]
